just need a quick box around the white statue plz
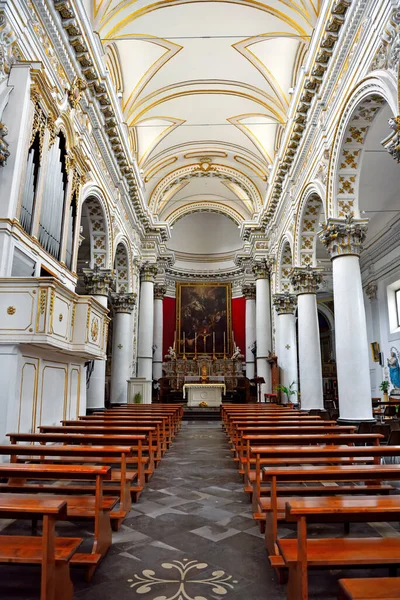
[165,346,176,360]
[231,342,243,360]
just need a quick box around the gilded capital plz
[242,284,256,300]
[140,263,158,283]
[111,292,136,314]
[252,261,269,280]
[290,265,323,295]
[273,293,297,315]
[83,267,115,296]
[154,284,167,300]
[319,215,368,259]
[365,281,378,301]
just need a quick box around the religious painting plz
[370,341,380,363]
[176,282,232,357]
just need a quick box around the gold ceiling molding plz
[233,33,309,111]
[220,180,254,214]
[108,35,182,115]
[184,150,228,159]
[149,162,262,212]
[234,155,268,181]
[129,79,285,121]
[144,155,178,181]
[100,0,312,38]
[133,116,186,165]
[157,180,190,213]
[228,113,278,164]
[167,200,244,226]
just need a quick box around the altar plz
[183,383,226,407]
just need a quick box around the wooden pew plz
[85,415,174,447]
[338,577,400,599]
[0,494,81,600]
[283,495,400,600]
[39,425,159,476]
[0,463,112,577]
[262,464,400,561]
[0,444,133,528]
[7,432,147,501]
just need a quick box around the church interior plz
[0,0,400,598]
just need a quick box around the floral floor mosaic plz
[0,421,395,599]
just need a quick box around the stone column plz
[242,284,256,379]
[83,268,115,410]
[273,293,298,404]
[253,261,272,398]
[137,264,158,386]
[320,216,373,422]
[153,284,166,382]
[290,266,324,411]
[110,293,136,405]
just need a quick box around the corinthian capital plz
[83,267,115,296]
[242,284,256,300]
[273,293,297,315]
[319,215,368,259]
[252,261,270,280]
[290,265,323,295]
[111,292,136,314]
[154,284,167,300]
[140,262,158,283]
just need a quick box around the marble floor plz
[0,421,396,599]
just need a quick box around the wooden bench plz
[338,577,400,599]
[7,432,147,501]
[283,495,400,600]
[0,494,81,600]
[0,444,133,528]
[0,464,111,578]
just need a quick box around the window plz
[396,289,400,328]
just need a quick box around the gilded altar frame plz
[176,282,232,358]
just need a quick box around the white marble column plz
[273,293,298,404]
[291,267,324,411]
[242,284,256,379]
[253,262,272,398]
[137,264,158,385]
[153,284,166,381]
[320,217,373,421]
[110,293,136,404]
[83,268,114,410]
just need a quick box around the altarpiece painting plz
[176,283,232,357]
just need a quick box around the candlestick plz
[223,331,226,360]
[183,331,186,360]
[212,331,216,360]
[173,330,176,350]
[194,331,197,359]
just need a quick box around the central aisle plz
[74,421,331,600]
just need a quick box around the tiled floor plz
[0,421,394,599]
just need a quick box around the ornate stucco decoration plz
[140,263,158,283]
[242,284,256,300]
[83,267,115,296]
[68,76,87,109]
[154,284,167,300]
[315,149,330,185]
[252,261,270,280]
[382,115,400,163]
[319,214,368,259]
[0,11,17,84]
[273,293,297,315]
[111,292,137,314]
[370,9,400,73]
[0,120,9,166]
[290,265,323,295]
[364,281,378,301]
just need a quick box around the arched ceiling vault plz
[87,0,319,225]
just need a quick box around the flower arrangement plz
[199,401,208,408]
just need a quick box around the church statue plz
[165,346,176,360]
[388,348,400,392]
[231,342,243,360]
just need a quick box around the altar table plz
[183,383,226,407]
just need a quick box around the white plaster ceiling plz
[89,0,318,227]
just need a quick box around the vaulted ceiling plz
[85,0,319,229]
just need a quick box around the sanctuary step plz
[183,407,221,421]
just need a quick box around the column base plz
[337,418,376,425]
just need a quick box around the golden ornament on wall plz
[7,306,16,315]
[59,313,63,322]
[91,317,99,342]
